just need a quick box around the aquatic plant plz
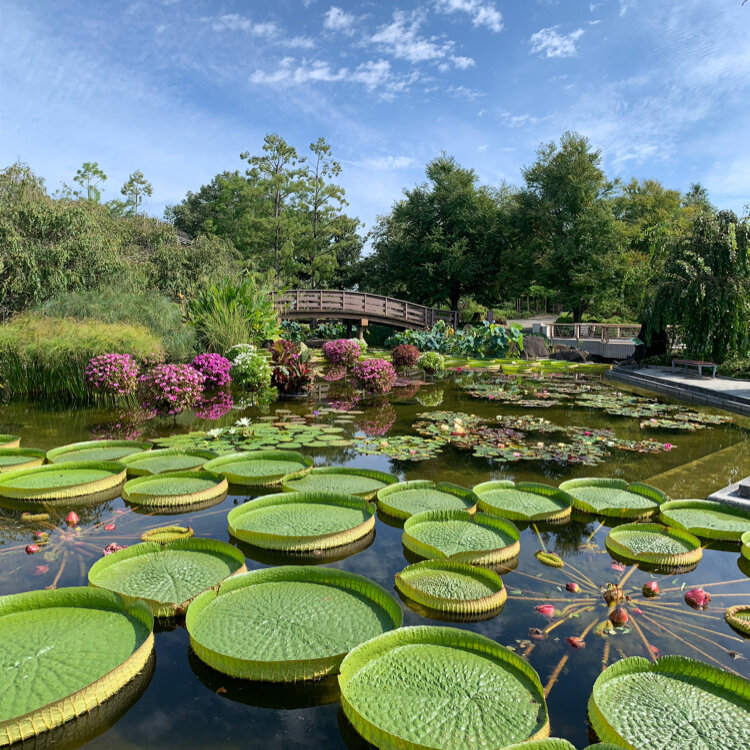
[605,523,703,568]
[121,448,217,477]
[377,480,478,520]
[659,499,750,542]
[473,480,574,523]
[281,467,398,500]
[190,353,232,388]
[122,470,228,510]
[558,478,666,519]
[0,448,46,474]
[46,439,151,464]
[84,353,139,398]
[391,344,420,369]
[205,450,313,486]
[137,363,204,417]
[352,358,397,394]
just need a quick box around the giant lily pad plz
[46,440,151,464]
[659,499,750,542]
[0,461,126,503]
[724,605,750,637]
[120,448,217,477]
[402,510,520,565]
[743,530,750,562]
[282,467,397,500]
[227,492,375,552]
[395,560,506,616]
[0,587,153,746]
[338,626,550,750]
[588,655,750,750]
[558,478,666,519]
[122,471,228,509]
[0,448,45,474]
[377,481,478,521]
[204,450,312,486]
[88,538,246,617]
[605,522,703,567]
[0,434,20,449]
[186,566,402,681]
[473,480,574,523]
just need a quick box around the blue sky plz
[1,0,748,231]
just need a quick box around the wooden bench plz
[672,359,717,377]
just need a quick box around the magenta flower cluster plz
[137,363,204,416]
[322,339,362,369]
[391,344,420,368]
[191,353,232,389]
[84,353,139,397]
[352,358,397,395]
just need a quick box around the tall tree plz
[73,162,107,202]
[120,170,152,215]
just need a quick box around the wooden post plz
[358,319,368,339]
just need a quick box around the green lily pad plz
[0,448,46,473]
[122,471,228,509]
[535,550,564,568]
[204,450,313,486]
[395,560,506,616]
[659,499,750,541]
[227,492,376,552]
[186,566,402,681]
[743,530,750,562]
[605,522,703,567]
[377,481,478,521]
[0,587,153,746]
[724,605,750,637]
[0,461,127,503]
[473,480,574,523]
[0,434,20,449]
[558,478,666,519]
[338,626,550,750]
[46,440,151,464]
[282,467,398,499]
[121,448,217,476]
[588,656,750,750]
[402,510,520,564]
[88,538,246,617]
[140,525,194,544]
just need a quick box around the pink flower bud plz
[104,523,116,531]
[25,544,39,554]
[610,607,629,626]
[566,582,580,593]
[685,587,711,610]
[567,636,586,649]
[642,581,659,597]
[535,604,556,617]
[65,511,79,527]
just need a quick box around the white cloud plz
[209,14,278,37]
[360,155,416,170]
[369,11,454,64]
[619,0,636,17]
[250,57,345,85]
[433,1,504,33]
[283,36,316,49]
[451,55,475,69]
[324,6,356,35]
[447,84,484,99]
[529,26,584,58]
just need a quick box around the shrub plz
[352,358,396,395]
[391,344,420,368]
[322,339,361,368]
[717,357,750,379]
[386,321,523,358]
[227,344,272,393]
[312,321,345,340]
[191,353,232,388]
[418,351,445,376]
[137,363,204,416]
[0,314,163,402]
[84,353,139,397]
[271,340,315,394]
[350,337,367,354]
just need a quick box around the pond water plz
[1,371,749,749]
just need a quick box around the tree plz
[120,170,153,215]
[73,162,107,202]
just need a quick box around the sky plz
[1,0,749,232]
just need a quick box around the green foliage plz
[418,351,445,376]
[226,344,272,392]
[387,320,523,358]
[120,170,152,215]
[717,356,750,378]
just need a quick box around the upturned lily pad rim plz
[122,470,228,508]
[0,434,20,449]
[338,625,550,750]
[0,460,127,502]
[604,522,703,567]
[282,467,398,499]
[120,448,218,476]
[376,480,479,521]
[204,450,313,486]
[227,491,376,551]
[402,509,521,564]
[473,480,574,523]
[724,604,750,637]
[558,477,667,518]
[395,560,506,615]
[588,655,750,749]
[186,565,403,682]
[743,530,750,562]
[140,525,195,544]
[88,538,246,617]
[659,499,750,541]
[46,440,152,463]
[0,586,154,746]
[0,448,46,473]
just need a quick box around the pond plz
[1,369,749,749]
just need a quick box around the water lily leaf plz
[282,467,397,499]
[0,434,20,449]
[204,450,313,486]
[659,499,750,541]
[605,522,703,568]
[377,481,478,520]
[121,448,217,476]
[46,440,151,464]
[473,480,574,523]
[742,531,750,564]
[122,471,228,510]
[535,550,564,568]
[0,448,46,473]
[558,478,666,519]
[724,605,750,637]
[140,525,194,544]
[354,435,445,461]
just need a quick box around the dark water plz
[2,376,749,749]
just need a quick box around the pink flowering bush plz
[391,344,420,369]
[84,353,139,397]
[352,358,397,395]
[191,353,232,389]
[322,339,362,369]
[138,363,204,416]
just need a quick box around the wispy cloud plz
[208,14,277,37]
[323,6,356,35]
[451,55,475,69]
[282,36,316,49]
[433,0,504,33]
[369,11,454,64]
[360,155,416,170]
[529,26,584,58]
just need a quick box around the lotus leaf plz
[588,655,750,750]
[0,587,153,746]
[204,450,313,486]
[473,480,574,523]
[558,478,666,519]
[659,499,750,541]
[122,471,228,509]
[377,481,478,520]
[605,522,703,567]
[0,435,20,449]
[402,509,520,564]
[140,525,194,544]
[121,448,217,476]
[0,461,127,502]
[0,448,46,473]
[338,626,549,750]
[46,440,151,464]
[282,467,397,499]
[88,538,246,617]
[186,566,402,681]
[395,560,506,615]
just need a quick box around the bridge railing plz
[549,323,641,341]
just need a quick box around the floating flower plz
[103,542,126,556]
[25,544,39,555]
[567,636,586,649]
[642,581,659,597]
[566,582,580,593]
[610,607,629,626]
[535,604,556,617]
[65,511,79,527]
[685,587,711,610]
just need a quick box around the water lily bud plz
[685,587,711,610]
[567,636,586,649]
[25,544,39,554]
[34,530,47,539]
[642,581,659,597]
[65,511,79,527]
[566,582,580,593]
[104,523,116,531]
[610,606,629,626]
[535,604,556,617]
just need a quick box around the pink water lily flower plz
[685,587,711,610]
[535,604,556,617]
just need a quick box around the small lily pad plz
[724,605,750,637]
[0,434,20,449]
[140,525,194,544]
[121,448,217,476]
[0,448,46,473]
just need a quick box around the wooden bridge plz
[273,290,457,333]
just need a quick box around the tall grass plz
[0,314,163,403]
